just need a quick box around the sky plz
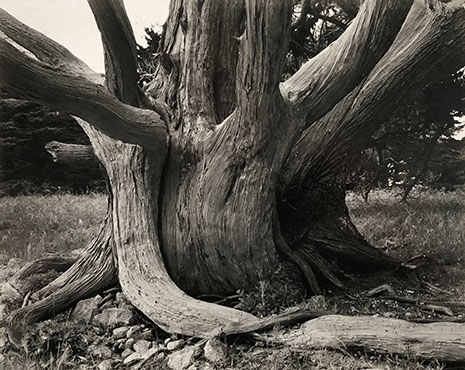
[0,0,170,72]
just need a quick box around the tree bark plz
[278,315,465,363]
[44,141,99,171]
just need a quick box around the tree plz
[347,71,465,200]
[1,0,465,358]
[0,99,103,195]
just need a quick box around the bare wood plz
[4,255,78,298]
[87,0,139,106]
[44,141,99,169]
[279,315,465,362]
[281,0,465,189]
[0,9,167,148]
[236,0,293,118]
[282,0,413,125]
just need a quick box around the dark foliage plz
[0,99,104,196]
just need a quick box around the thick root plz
[278,315,465,363]
[4,216,117,347]
[34,216,115,300]
[3,255,78,301]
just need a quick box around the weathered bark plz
[278,315,465,363]
[44,141,99,171]
[1,0,465,358]
[277,0,465,287]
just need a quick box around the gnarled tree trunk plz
[1,0,465,359]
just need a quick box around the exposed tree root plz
[273,209,322,294]
[296,243,345,289]
[3,255,78,300]
[277,315,465,363]
[4,215,117,348]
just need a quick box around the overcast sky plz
[0,0,170,72]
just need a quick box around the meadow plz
[1,189,463,265]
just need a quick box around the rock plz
[134,339,151,352]
[167,339,183,351]
[126,338,135,349]
[204,338,228,365]
[157,352,166,360]
[122,348,135,359]
[167,345,200,370]
[71,295,102,323]
[1,282,21,301]
[0,353,5,365]
[164,338,172,345]
[112,326,129,339]
[123,347,159,365]
[93,308,136,329]
[89,344,113,359]
[126,325,142,338]
[97,359,113,370]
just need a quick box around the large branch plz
[0,9,167,148]
[282,0,413,126]
[236,0,293,117]
[87,0,139,106]
[45,141,100,170]
[281,0,465,190]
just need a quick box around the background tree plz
[349,72,465,200]
[1,0,465,357]
[0,99,103,195]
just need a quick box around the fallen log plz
[278,315,465,363]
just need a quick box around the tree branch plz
[236,0,293,113]
[0,9,167,149]
[87,0,140,106]
[282,0,413,126]
[280,0,465,190]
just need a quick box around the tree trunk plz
[1,0,465,356]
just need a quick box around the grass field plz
[1,189,463,265]
[348,189,465,266]
[0,192,106,260]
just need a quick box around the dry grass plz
[347,189,465,266]
[0,192,107,260]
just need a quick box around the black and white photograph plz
[0,0,464,369]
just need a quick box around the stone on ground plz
[123,347,160,365]
[204,338,228,365]
[167,345,200,370]
[166,339,183,351]
[133,339,151,352]
[71,295,102,323]
[92,307,136,328]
